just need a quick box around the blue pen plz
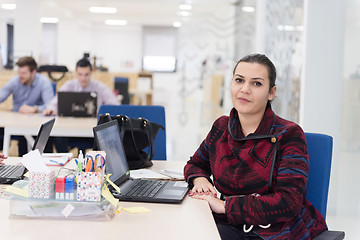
[50,159,64,166]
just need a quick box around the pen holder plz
[29,171,55,199]
[76,172,103,202]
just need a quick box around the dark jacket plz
[184,106,327,239]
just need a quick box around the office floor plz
[162,91,358,239]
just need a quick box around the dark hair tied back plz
[233,53,276,91]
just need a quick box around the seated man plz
[43,58,119,153]
[0,56,54,156]
[43,58,119,115]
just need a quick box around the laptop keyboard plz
[0,165,23,178]
[125,180,166,198]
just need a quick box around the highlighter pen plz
[77,161,83,172]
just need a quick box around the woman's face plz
[231,62,276,117]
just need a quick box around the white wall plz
[0,19,7,67]
[40,23,57,65]
[91,25,142,72]
[14,0,41,60]
[301,0,346,214]
[56,21,142,72]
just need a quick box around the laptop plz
[0,118,55,184]
[93,120,189,204]
[57,91,97,117]
[32,118,55,154]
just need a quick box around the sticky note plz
[101,184,119,207]
[116,206,123,214]
[105,174,121,193]
[123,207,152,214]
[5,185,29,198]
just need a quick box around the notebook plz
[0,118,55,184]
[57,91,97,117]
[93,120,189,204]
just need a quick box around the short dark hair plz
[16,56,37,72]
[76,58,92,71]
[233,53,276,91]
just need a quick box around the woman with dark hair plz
[184,54,327,239]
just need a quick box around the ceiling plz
[0,0,237,27]
[1,1,357,28]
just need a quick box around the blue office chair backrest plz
[98,105,167,160]
[305,132,333,219]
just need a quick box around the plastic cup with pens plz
[75,151,106,202]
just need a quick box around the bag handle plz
[121,116,155,162]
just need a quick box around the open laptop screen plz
[32,118,55,154]
[93,120,129,185]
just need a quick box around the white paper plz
[159,169,184,180]
[21,149,51,173]
[130,169,171,180]
[61,204,75,217]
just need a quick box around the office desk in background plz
[0,159,221,240]
[0,111,97,156]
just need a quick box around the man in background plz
[42,58,119,153]
[0,56,54,156]
[43,58,118,115]
[0,56,54,113]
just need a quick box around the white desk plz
[0,160,221,240]
[0,111,97,156]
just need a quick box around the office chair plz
[305,132,345,240]
[98,105,167,160]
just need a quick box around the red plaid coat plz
[184,106,327,239]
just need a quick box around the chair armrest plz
[313,230,345,240]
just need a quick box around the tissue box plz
[77,172,103,202]
[29,171,55,199]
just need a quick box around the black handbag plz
[95,114,164,170]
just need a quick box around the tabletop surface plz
[0,159,221,240]
[0,110,97,130]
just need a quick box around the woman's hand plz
[0,153,7,165]
[189,190,226,214]
[188,177,226,214]
[191,177,217,196]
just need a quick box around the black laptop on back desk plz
[0,118,55,184]
[93,120,188,204]
[57,91,97,117]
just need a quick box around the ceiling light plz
[89,7,117,14]
[173,21,182,28]
[242,6,254,12]
[40,17,59,23]
[105,19,128,26]
[177,11,192,17]
[1,4,16,10]
[179,4,192,11]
